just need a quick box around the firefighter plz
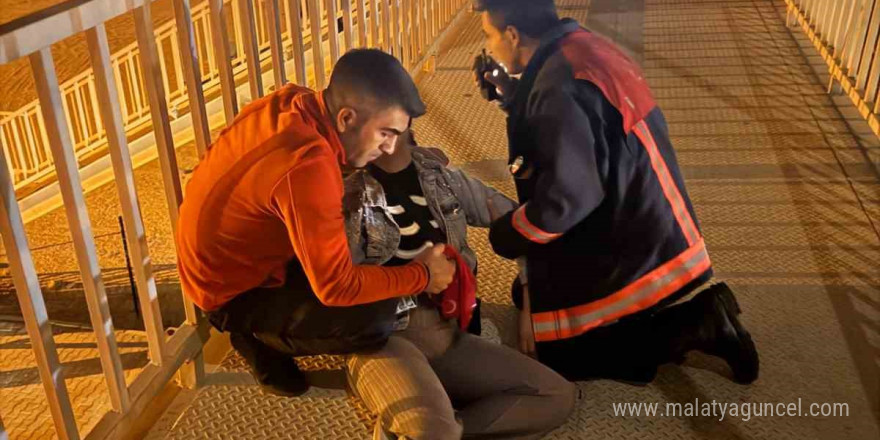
[474,0,759,384]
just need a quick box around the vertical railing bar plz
[844,0,873,75]
[827,0,850,51]
[74,86,91,152]
[413,0,421,59]
[264,0,288,89]
[856,0,880,91]
[833,0,864,65]
[9,120,28,178]
[399,0,409,68]
[357,0,367,47]
[209,0,240,124]
[135,55,150,121]
[865,31,880,107]
[37,112,51,174]
[370,0,380,47]
[33,47,147,385]
[860,1,880,100]
[118,64,134,130]
[421,0,429,57]
[238,0,265,100]
[342,0,354,51]
[382,0,393,52]
[433,0,440,38]
[20,117,43,172]
[156,37,173,101]
[86,24,158,410]
[173,0,211,388]
[392,0,402,63]
[426,0,434,42]
[285,0,308,84]
[816,0,832,38]
[308,0,327,87]
[9,121,26,172]
[134,2,184,240]
[173,0,213,159]
[0,102,79,440]
[325,0,341,62]
[232,0,246,64]
[169,29,187,103]
[126,57,145,123]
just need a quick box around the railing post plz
[87,21,168,380]
[342,0,354,51]
[308,0,327,87]
[171,0,209,388]
[398,0,408,68]
[263,0,288,89]
[284,0,308,84]
[28,47,105,440]
[173,0,212,159]
[370,0,380,47]
[381,0,392,52]
[0,93,79,440]
[133,2,185,240]
[238,0,265,99]
[357,0,368,47]
[325,0,341,62]
[209,0,240,124]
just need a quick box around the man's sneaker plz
[230,332,309,397]
[694,283,760,385]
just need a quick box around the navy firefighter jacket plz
[489,19,713,343]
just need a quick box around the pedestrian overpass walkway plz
[0,0,878,439]
[142,0,880,438]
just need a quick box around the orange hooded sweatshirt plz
[176,84,428,311]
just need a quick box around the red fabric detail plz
[560,30,656,133]
[437,246,478,330]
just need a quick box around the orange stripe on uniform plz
[512,204,562,244]
[531,239,711,342]
[632,120,700,246]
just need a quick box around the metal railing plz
[0,0,466,438]
[787,0,880,137]
[0,0,459,193]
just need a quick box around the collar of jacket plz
[354,146,445,209]
[509,18,583,116]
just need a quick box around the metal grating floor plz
[145,0,880,439]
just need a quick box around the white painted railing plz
[0,0,460,193]
[0,0,466,438]
[787,0,880,137]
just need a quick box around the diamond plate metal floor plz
[0,328,150,440]
[147,1,879,439]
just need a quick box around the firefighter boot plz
[653,283,759,384]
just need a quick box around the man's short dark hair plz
[473,0,559,38]
[327,49,426,118]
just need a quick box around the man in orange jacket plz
[176,49,455,395]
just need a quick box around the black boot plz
[230,332,309,397]
[653,283,759,384]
